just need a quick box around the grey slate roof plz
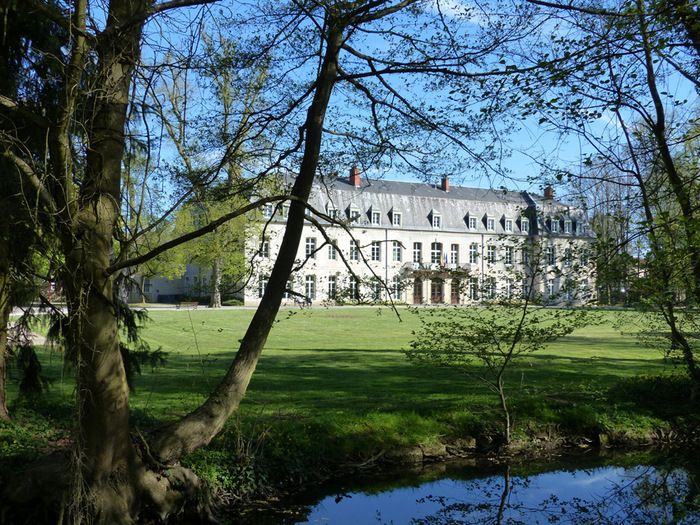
[304,177,589,236]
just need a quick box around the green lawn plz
[2,306,695,495]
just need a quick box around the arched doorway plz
[413,279,423,304]
[430,279,444,304]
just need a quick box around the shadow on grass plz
[128,346,679,425]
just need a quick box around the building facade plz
[246,168,595,306]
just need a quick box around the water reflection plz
[252,452,700,525]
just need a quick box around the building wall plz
[244,177,595,306]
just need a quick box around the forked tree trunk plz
[210,259,222,308]
[149,22,345,465]
[63,226,137,522]
[58,0,148,521]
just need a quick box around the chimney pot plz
[544,185,555,199]
[349,166,361,188]
[441,176,449,192]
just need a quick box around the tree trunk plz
[0,216,11,421]
[58,0,148,521]
[210,259,222,308]
[150,21,345,465]
[497,375,510,446]
[0,271,11,422]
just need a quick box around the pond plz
[243,450,700,524]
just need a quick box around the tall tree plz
[1,1,528,521]
[498,0,700,389]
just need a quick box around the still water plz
[250,452,699,524]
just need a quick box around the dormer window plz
[521,218,529,233]
[371,210,381,225]
[326,203,338,220]
[430,211,442,229]
[348,206,360,222]
[550,217,560,233]
[564,219,572,234]
[486,216,495,231]
[391,209,402,226]
[504,218,513,233]
[468,216,477,230]
[262,204,274,218]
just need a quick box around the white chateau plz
[245,168,594,307]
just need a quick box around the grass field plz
[2,306,696,495]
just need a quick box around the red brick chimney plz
[544,185,555,199]
[349,166,361,188]
[441,176,449,192]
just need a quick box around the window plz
[258,275,269,298]
[450,244,459,265]
[144,278,151,293]
[392,211,402,226]
[564,279,574,302]
[328,242,337,260]
[564,247,572,267]
[505,279,514,299]
[432,214,442,228]
[305,275,316,300]
[349,208,360,221]
[580,249,590,267]
[486,217,495,231]
[281,205,290,218]
[505,218,513,233]
[371,241,381,261]
[468,216,477,230]
[468,278,479,300]
[469,243,479,264]
[413,242,422,263]
[260,241,270,258]
[522,278,531,299]
[546,245,555,265]
[371,210,381,225]
[487,245,496,263]
[547,278,555,297]
[550,218,560,233]
[328,275,337,298]
[523,247,530,264]
[350,240,359,261]
[391,276,402,300]
[392,241,402,262]
[305,237,317,259]
[485,277,496,300]
[371,280,382,301]
[504,246,514,265]
[262,204,274,218]
[283,279,293,299]
[349,276,359,300]
[431,242,443,264]
[564,219,572,234]
[327,207,338,220]
[521,218,529,233]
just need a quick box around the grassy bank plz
[2,307,697,498]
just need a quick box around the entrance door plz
[413,279,423,304]
[451,279,460,304]
[430,280,444,304]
